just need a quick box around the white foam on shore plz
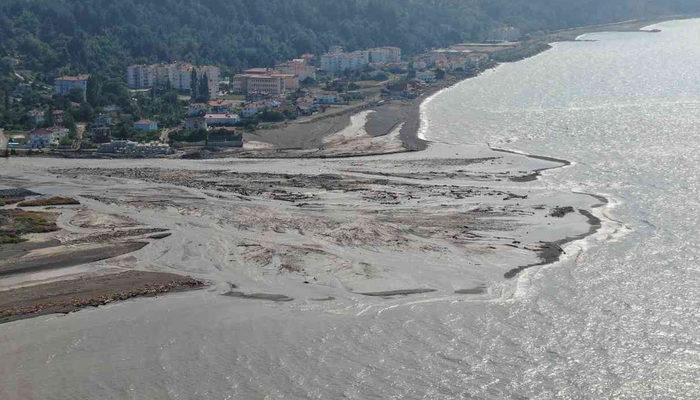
[481,144,628,303]
[417,87,443,141]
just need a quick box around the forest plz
[2,0,699,76]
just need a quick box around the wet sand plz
[0,196,207,322]
[0,139,603,311]
[0,270,204,324]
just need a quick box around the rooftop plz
[207,99,236,106]
[57,75,89,81]
[205,113,239,118]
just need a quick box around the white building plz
[126,63,220,98]
[126,65,157,89]
[369,47,401,65]
[416,70,436,83]
[204,113,240,126]
[320,49,370,73]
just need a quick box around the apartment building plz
[320,49,370,73]
[126,65,157,89]
[369,47,402,65]
[126,63,220,98]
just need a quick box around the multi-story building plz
[126,65,157,89]
[233,69,298,96]
[54,75,89,99]
[320,49,370,74]
[368,47,402,65]
[275,59,316,81]
[426,49,488,72]
[126,63,220,98]
[167,62,194,92]
[195,65,221,99]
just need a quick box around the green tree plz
[190,69,198,99]
[259,110,285,122]
[198,73,210,102]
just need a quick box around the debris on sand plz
[222,291,294,302]
[357,288,437,297]
[549,206,575,217]
[455,285,487,295]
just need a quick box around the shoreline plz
[188,14,689,159]
[488,145,610,279]
[0,16,685,323]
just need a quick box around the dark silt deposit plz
[504,208,604,279]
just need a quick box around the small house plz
[316,93,338,105]
[134,119,159,132]
[29,127,69,148]
[207,99,236,114]
[204,113,240,127]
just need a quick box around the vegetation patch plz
[18,196,80,207]
[0,209,58,244]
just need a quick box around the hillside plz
[1,0,698,78]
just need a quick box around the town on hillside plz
[0,40,523,158]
